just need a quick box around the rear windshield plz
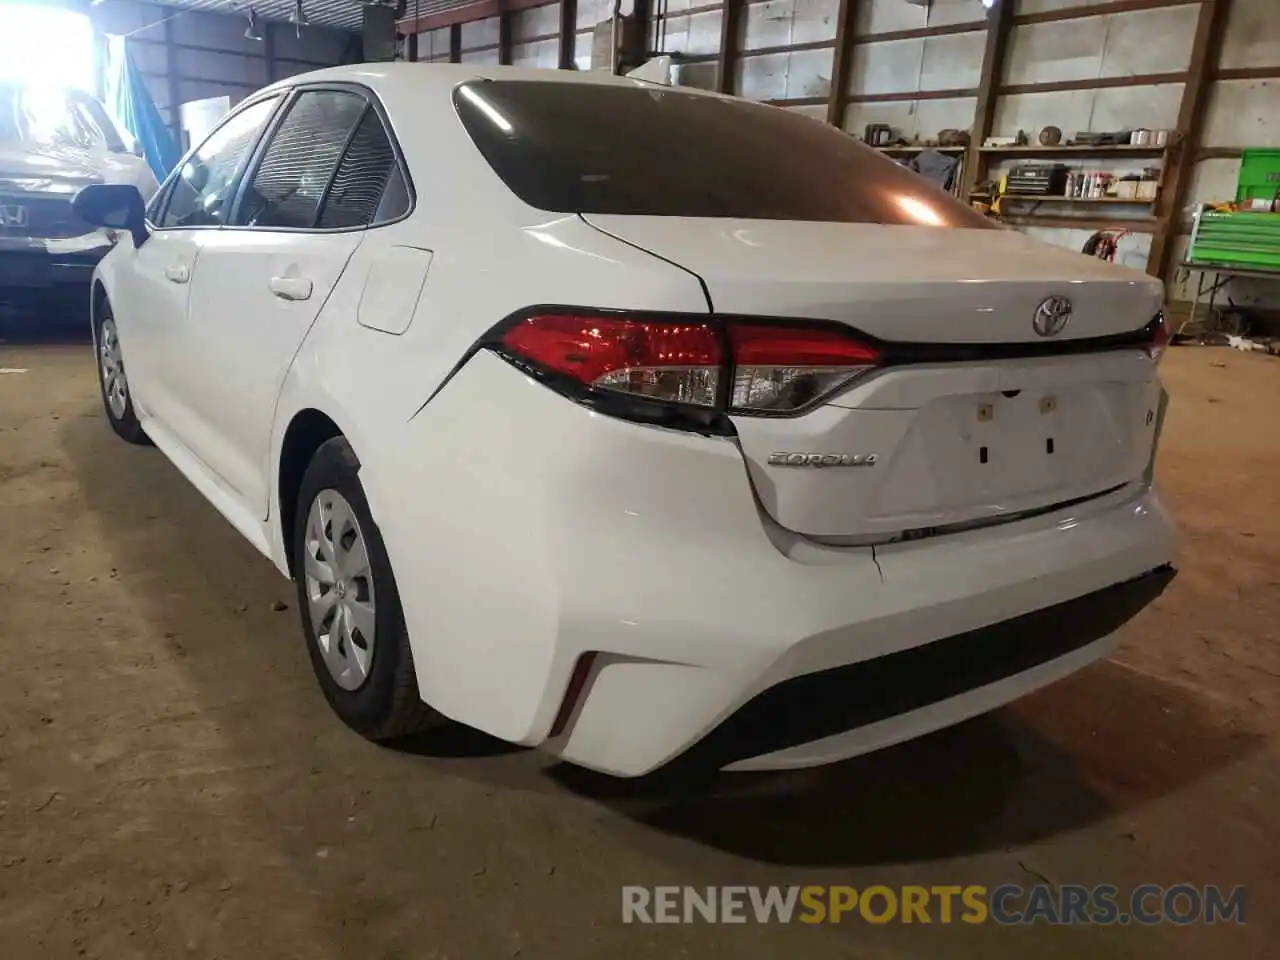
[452,80,993,228]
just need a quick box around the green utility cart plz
[1186,149,1280,271]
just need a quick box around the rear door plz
[179,87,407,516]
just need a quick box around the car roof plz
[257,62,680,100]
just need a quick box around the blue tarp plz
[103,33,179,181]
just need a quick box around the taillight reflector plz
[1146,311,1171,363]
[497,312,882,419]
[502,314,723,407]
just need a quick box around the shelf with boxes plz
[970,145,1166,231]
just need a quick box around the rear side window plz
[236,90,367,229]
[316,109,403,228]
[453,81,994,228]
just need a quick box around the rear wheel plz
[293,437,437,740]
[95,304,150,445]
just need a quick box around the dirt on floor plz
[0,340,1277,960]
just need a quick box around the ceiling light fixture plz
[244,8,263,41]
[290,0,310,38]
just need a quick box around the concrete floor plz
[0,342,1276,959]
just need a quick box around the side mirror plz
[72,184,149,249]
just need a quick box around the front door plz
[139,95,282,452]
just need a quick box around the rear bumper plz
[0,235,112,287]
[373,350,1178,778]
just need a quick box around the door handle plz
[165,263,190,284]
[269,276,313,302]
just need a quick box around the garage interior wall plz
[401,0,1279,311]
[89,0,354,152]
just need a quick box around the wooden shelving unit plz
[874,145,968,156]
[978,144,1169,159]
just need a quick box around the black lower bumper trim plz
[671,566,1176,772]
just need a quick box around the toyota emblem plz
[1033,296,1072,338]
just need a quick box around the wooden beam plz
[449,23,461,62]
[1149,0,1231,280]
[851,20,986,46]
[825,0,857,127]
[1014,0,1201,27]
[961,0,1015,203]
[715,0,742,95]
[1001,71,1187,96]
[558,0,577,69]
[162,15,182,150]
[498,4,513,65]
[845,87,977,104]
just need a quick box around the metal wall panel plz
[847,29,983,96]
[993,83,1185,138]
[1221,0,1280,69]
[512,37,560,67]
[577,0,613,31]
[736,46,833,100]
[854,0,986,37]
[513,3,562,41]
[655,8,724,57]
[1202,79,1280,147]
[1006,6,1198,86]
[461,16,502,50]
[741,0,839,52]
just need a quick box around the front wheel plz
[95,305,150,445]
[293,437,438,740]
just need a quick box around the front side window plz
[161,96,278,229]
[453,80,995,229]
[234,90,368,229]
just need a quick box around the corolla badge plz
[768,452,878,467]
[1033,296,1072,337]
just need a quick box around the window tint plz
[316,109,403,229]
[235,90,367,229]
[160,97,278,228]
[453,81,995,229]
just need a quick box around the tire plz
[95,302,150,445]
[293,437,438,740]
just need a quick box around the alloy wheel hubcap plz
[304,489,376,691]
[100,319,128,419]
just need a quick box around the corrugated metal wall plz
[90,0,352,150]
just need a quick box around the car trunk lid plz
[583,216,1166,540]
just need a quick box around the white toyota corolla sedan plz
[73,63,1176,777]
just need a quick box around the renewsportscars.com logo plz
[622,884,1248,926]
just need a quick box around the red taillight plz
[1146,311,1171,363]
[502,314,723,407]
[498,312,881,418]
[727,323,881,413]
